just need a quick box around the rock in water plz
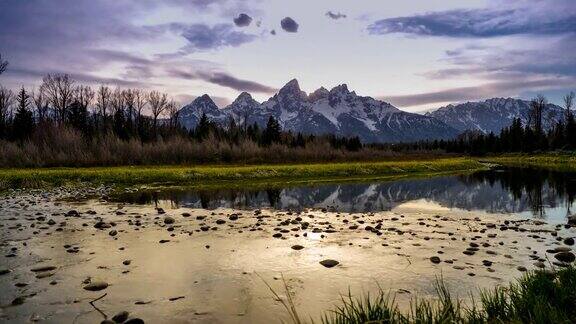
[31,265,57,272]
[11,296,25,305]
[554,251,575,263]
[112,311,130,323]
[320,259,339,268]
[430,256,441,264]
[83,281,109,291]
[563,237,574,246]
[124,319,145,324]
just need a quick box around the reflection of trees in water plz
[266,189,281,207]
[112,168,576,218]
[463,168,576,218]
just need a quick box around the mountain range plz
[178,79,566,143]
[425,98,566,134]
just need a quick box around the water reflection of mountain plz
[117,168,576,216]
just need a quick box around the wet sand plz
[1,187,575,323]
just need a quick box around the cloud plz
[382,77,575,107]
[170,23,257,52]
[0,0,260,90]
[167,69,277,94]
[233,13,253,27]
[326,11,347,20]
[281,17,299,33]
[368,0,576,38]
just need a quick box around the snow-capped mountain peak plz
[309,87,329,102]
[178,79,459,143]
[426,97,566,134]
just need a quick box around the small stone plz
[320,259,339,268]
[109,230,118,236]
[563,237,574,246]
[112,311,130,323]
[430,256,441,264]
[31,265,57,272]
[291,245,304,250]
[124,319,145,324]
[11,296,25,305]
[83,281,109,291]
[534,261,545,268]
[554,251,575,263]
[123,260,132,266]
[164,216,175,224]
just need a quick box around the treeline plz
[375,93,576,155]
[0,74,363,145]
[0,55,382,167]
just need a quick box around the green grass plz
[483,152,576,172]
[0,158,485,190]
[274,267,576,324]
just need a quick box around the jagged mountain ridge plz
[178,79,459,143]
[426,98,566,134]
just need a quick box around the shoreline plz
[1,153,575,190]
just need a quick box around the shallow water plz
[1,168,575,323]
[114,167,576,223]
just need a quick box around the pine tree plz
[195,113,211,140]
[12,87,34,140]
[262,116,281,145]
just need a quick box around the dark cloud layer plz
[233,13,253,27]
[368,1,576,38]
[326,11,347,20]
[281,17,299,33]
[373,0,576,106]
[176,23,257,51]
[168,69,277,94]
[0,0,266,96]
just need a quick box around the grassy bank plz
[0,158,484,190]
[277,267,576,324]
[484,152,576,172]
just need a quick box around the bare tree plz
[32,88,50,122]
[148,90,167,135]
[41,74,75,123]
[0,53,8,75]
[133,89,147,124]
[530,94,547,134]
[95,85,112,125]
[166,100,180,128]
[110,87,125,116]
[123,89,136,122]
[75,85,94,111]
[564,91,575,120]
[0,86,14,133]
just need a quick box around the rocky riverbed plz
[1,187,575,323]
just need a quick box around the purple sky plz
[0,0,574,111]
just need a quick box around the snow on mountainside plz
[178,94,228,129]
[426,98,566,134]
[179,79,459,143]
